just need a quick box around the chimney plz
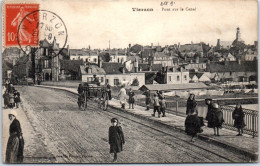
[238,58,241,65]
[207,59,210,64]
[177,58,180,65]
[151,43,153,47]
[178,42,180,48]
[134,58,138,72]
[254,41,258,48]
[196,57,199,63]
[98,56,103,68]
[67,45,70,55]
[12,59,16,66]
[190,59,193,63]
[217,39,220,47]
[184,56,187,61]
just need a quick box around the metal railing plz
[220,105,258,137]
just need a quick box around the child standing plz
[152,94,161,118]
[128,88,135,109]
[14,90,21,108]
[109,118,125,162]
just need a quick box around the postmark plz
[5,4,39,46]
[17,10,68,56]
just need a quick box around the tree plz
[99,52,110,62]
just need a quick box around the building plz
[2,47,22,62]
[102,62,145,86]
[182,57,207,71]
[109,49,128,63]
[2,61,13,82]
[243,48,258,61]
[70,49,99,64]
[13,55,32,81]
[155,67,189,84]
[153,52,174,66]
[232,27,245,46]
[216,39,233,50]
[79,61,145,87]
[59,60,84,80]
[206,60,257,83]
[178,42,203,57]
[79,63,106,84]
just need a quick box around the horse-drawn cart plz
[78,83,109,111]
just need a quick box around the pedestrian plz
[205,98,213,123]
[106,83,112,100]
[7,83,15,94]
[161,96,167,117]
[9,93,15,109]
[208,103,224,136]
[109,118,125,162]
[128,88,135,109]
[232,103,245,136]
[5,110,24,163]
[14,90,21,109]
[185,111,204,142]
[152,94,161,118]
[93,74,100,86]
[143,89,151,110]
[186,94,197,115]
[118,85,127,109]
[3,90,9,109]
[77,83,83,95]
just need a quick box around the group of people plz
[185,93,246,142]
[118,85,135,109]
[3,82,21,109]
[142,90,167,118]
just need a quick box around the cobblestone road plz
[10,86,252,163]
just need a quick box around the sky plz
[7,0,258,49]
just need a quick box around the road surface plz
[4,86,252,163]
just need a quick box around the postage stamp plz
[5,4,39,46]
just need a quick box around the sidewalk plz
[36,85,258,160]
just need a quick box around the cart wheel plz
[83,96,87,111]
[102,92,109,111]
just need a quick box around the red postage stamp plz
[5,4,39,46]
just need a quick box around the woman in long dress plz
[232,104,246,136]
[118,85,127,109]
[5,110,24,163]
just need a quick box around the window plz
[184,75,187,80]
[177,75,180,81]
[169,76,171,82]
[106,79,109,84]
[101,77,104,82]
[114,79,120,86]
[44,60,49,68]
[94,58,97,62]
